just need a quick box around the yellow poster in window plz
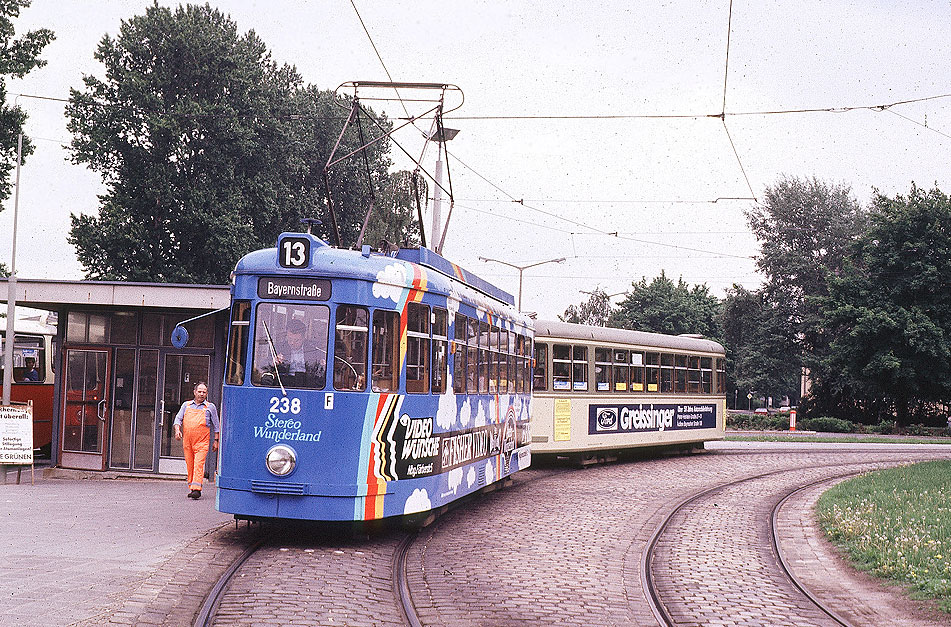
[554,399,571,441]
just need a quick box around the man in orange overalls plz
[173,382,220,499]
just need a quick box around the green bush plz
[799,416,856,433]
[875,420,896,435]
[727,411,793,431]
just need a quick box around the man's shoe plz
[188,489,200,499]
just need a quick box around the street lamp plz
[478,256,566,311]
[430,126,459,254]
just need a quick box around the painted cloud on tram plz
[436,387,457,429]
[403,488,432,514]
[373,264,408,302]
[447,467,463,494]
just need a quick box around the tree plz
[559,288,612,326]
[0,0,54,202]
[609,271,722,338]
[720,285,800,407]
[747,176,867,416]
[359,169,425,249]
[65,4,401,284]
[821,184,951,428]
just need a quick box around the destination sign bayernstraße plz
[257,277,331,301]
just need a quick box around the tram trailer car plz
[216,232,534,522]
[530,320,726,462]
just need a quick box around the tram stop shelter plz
[1,278,230,477]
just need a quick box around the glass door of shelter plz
[61,349,110,470]
[159,354,211,475]
[109,349,159,471]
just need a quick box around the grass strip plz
[816,460,951,612]
[725,434,951,445]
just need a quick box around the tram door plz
[108,349,160,471]
[61,349,110,471]
[158,354,211,475]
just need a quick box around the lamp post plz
[478,256,566,311]
[430,126,459,254]
[2,134,22,406]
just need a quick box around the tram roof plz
[394,248,514,306]
[235,235,516,307]
[534,319,725,354]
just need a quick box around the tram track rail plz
[194,531,268,627]
[641,462,887,627]
[394,529,424,627]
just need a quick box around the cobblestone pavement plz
[650,460,891,626]
[401,448,951,626]
[30,445,948,626]
[212,526,408,627]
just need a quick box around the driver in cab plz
[273,319,325,388]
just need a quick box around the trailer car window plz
[533,342,549,391]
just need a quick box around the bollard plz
[789,409,797,432]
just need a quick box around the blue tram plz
[216,231,533,521]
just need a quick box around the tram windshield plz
[251,303,330,389]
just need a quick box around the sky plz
[2,0,950,319]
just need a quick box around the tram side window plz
[225,301,251,385]
[515,334,525,393]
[612,349,629,392]
[645,352,660,392]
[700,357,713,394]
[478,321,489,394]
[500,329,511,394]
[523,336,533,393]
[688,355,702,394]
[252,303,330,390]
[334,306,368,391]
[453,313,467,394]
[432,308,448,394]
[572,345,589,391]
[552,344,571,390]
[406,303,430,394]
[372,310,401,392]
[533,343,549,391]
[504,330,515,394]
[466,317,479,394]
[715,358,726,394]
[631,351,645,392]
[595,347,612,392]
[2,334,46,383]
[487,325,499,395]
[661,353,675,393]
[675,354,688,393]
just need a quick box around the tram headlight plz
[265,445,297,477]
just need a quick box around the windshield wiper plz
[261,320,287,396]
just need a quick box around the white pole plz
[2,134,22,406]
[431,150,443,252]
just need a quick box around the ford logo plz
[597,409,618,430]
